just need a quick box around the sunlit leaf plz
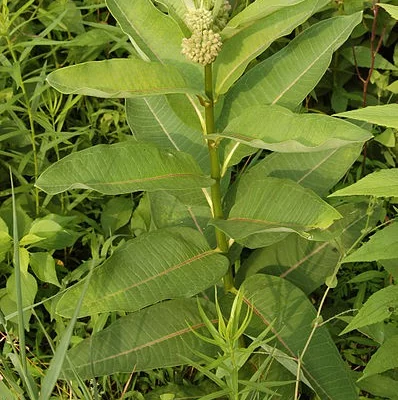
[329,169,398,198]
[334,104,398,129]
[378,3,398,20]
[211,176,341,247]
[106,0,185,63]
[214,0,330,96]
[223,0,305,38]
[343,223,398,263]
[220,12,362,124]
[218,105,371,153]
[36,142,213,195]
[47,59,203,98]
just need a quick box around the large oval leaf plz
[214,0,329,95]
[237,235,338,294]
[223,0,305,38]
[334,104,398,130]
[36,142,213,195]
[106,0,185,63]
[211,177,341,247]
[220,12,362,125]
[341,285,398,335]
[343,223,398,263]
[47,59,203,98]
[329,169,398,198]
[242,274,358,399]
[56,227,228,317]
[241,144,363,197]
[219,105,371,153]
[220,145,364,249]
[62,298,218,379]
[126,96,209,171]
[236,203,377,293]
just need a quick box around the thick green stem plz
[204,64,234,291]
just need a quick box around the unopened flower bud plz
[181,29,222,65]
[185,8,213,32]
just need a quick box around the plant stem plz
[204,64,234,291]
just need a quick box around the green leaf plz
[126,96,209,171]
[26,214,79,250]
[56,227,228,317]
[310,202,381,249]
[329,169,398,198]
[357,374,398,399]
[340,46,398,70]
[155,0,189,21]
[0,217,12,263]
[30,252,60,287]
[378,3,398,20]
[242,274,358,399]
[334,104,398,129]
[106,0,185,63]
[211,177,341,247]
[223,0,305,38]
[220,12,362,123]
[343,223,398,263]
[1,271,38,326]
[237,234,338,294]
[148,191,215,245]
[340,285,398,335]
[0,380,16,400]
[47,59,203,98]
[374,128,396,147]
[36,142,213,195]
[214,0,330,96]
[218,105,371,153]
[237,203,373,293]
[101,197,132,235]
[386,80,398,93]
[361,335,398,379]
[239,144,363,197]
[62,298,218,379]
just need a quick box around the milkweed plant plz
[11,0,398,398]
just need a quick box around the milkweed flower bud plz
[181,29,222,65]
[185,8,213,31]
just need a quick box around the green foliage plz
[1,0,398,398]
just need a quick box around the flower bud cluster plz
[181,1,230,65]
[181,29,222,65]
[185,8,213,31]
